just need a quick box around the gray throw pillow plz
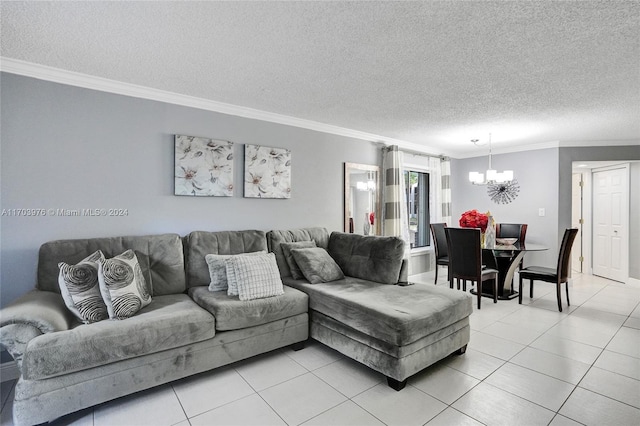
[290,247,345,284]
[281,240,317,279]
[205,251,266,292]
[226,252,284,301]
[58,250,108,323]
[98,250,152,320]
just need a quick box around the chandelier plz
[356,171,376,191]
[468,133,514,185]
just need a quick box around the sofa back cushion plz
[328,232,404,284]
[184,230,268,288]
[266,228,330,278]
[38,234,185,296]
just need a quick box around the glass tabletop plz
[490,242,547,251]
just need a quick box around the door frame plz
[581,170,593,275]
[571,172,585,274]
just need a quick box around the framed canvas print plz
[244,144,291,198]
[174,135,234,197]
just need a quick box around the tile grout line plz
[170,384,191,424]
[453,280,604,424]
[233,367,291,426]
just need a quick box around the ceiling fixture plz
[468,133,514,185]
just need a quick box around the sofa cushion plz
[281,240,317,279]
[98,250,152,319]
[39,234,185,296]
[185,230,268,289]
[328,232,404,284]
[189,285,308,331]
[58,250,108,324]
[291,247,344,284]
[266,228,330,278]
[21,294,216,380]
[206,251,266,292]
[285,277,472,347]
[228,252,284,301]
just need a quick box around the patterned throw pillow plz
[58,250,108,323]
[226,252,284,301]
[291,247,345,284]
[280,240,317,279]
[205,251,266,292]
[98,250,151,320]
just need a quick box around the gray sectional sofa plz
[0,227,472,425]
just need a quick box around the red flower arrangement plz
[459,209,489,232]
[369,212,375,225]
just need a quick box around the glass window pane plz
[405,170,430,249]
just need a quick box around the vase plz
[363,212,371,235]
[485,215,496,248]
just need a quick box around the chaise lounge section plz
[268,227,473,390]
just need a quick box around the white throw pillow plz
[205,251,266,292]
[58,250,108,323]
[226,252,284,301]
[98,250,152,319]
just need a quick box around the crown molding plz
[2,58,634,159]
[454,141,561,159]
[558,139,640,148]
[1,57,442,155]
[453,138,640,159]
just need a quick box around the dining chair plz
[445,227,498,309]
[496,223,528,269]
[429,223,449,284]
[496,223,528,243]
[518,228,579,312]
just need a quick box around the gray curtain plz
[441,157,452,225]
[382,146,410,257]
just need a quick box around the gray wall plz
[451,148,560,267]
[558,146,640,279]
[0,73,381,306]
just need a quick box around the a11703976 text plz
[1,208,129,217]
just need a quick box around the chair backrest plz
[557,228,579,282]
[496,223,528,243]
[445,227,482,280]
[430,223,448,260]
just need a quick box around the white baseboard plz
[0,361,20,382]
[627,277,640,287]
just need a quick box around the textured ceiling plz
[1,1,639,156]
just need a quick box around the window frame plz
[404,168,431,251]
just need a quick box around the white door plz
[592,166,629,282]
[571,173,583,273]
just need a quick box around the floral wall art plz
[174,135,234,197]
[244,144,291,199]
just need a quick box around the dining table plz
[473,242,548,300]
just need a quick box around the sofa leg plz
[386,377,407,391]
[291,341,306,351]
[455,344,467,355]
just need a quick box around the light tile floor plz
[1,273,639,426]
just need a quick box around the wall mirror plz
[344,162,380,235]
